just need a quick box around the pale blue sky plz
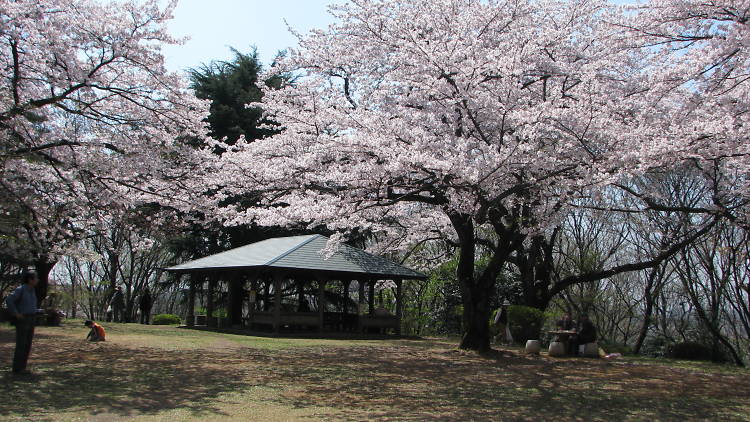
[162,0,632,74]
[163,0,340,73]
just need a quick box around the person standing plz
[493,303,514,345]
[6,271,39,375]
[110,286,125,323]
[139,288,152,324]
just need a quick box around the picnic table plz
[548,329,577,342]
[548,330,578,356]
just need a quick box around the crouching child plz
[85,320,106,342]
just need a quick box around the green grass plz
[92,319,435,352]
[0,321,748,421]
[623,353,746,375]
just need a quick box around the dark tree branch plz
[549,218,717,297]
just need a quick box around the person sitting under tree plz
[556,312,577,354]
[573,313,597,355]
[85,320,106,342]
[556,312,576,331]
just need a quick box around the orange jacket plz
[89,323,106,340]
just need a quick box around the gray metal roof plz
[165,234,427,279]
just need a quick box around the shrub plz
[666,341,728,363]
[507,305,547,343]
[152,314,182,325]
[641,334,671,357]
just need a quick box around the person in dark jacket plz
[556,313,575,331]
[110,286,125,323]
[555,312,576,354]
[6,271,39,375]
[573,313,597,355]
[139,288,152,324]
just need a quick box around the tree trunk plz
[516,235,555,312]
[33,257,57,304]
[634,267,660,355]
[459,283,492,352]
[682,271,745,367]
[695,305,745,367]
[109,252,119,291]
[70,274,77,318]
[124,291,134,323]
[451,214,492,352]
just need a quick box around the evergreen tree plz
[189,48,283,146]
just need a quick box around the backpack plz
[1,286,25,326]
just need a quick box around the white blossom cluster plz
[208,0,750,254]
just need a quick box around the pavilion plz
[165,234,427,335]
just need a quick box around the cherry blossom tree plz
[0,0,209,300]
[613,0,750,225]
[208,0,740,351]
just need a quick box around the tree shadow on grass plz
[271,346,750,421]
[2,327,748,421]
[0,329,259,419]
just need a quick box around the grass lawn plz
[1,321,748,421]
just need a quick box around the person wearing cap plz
[5,271,39,375]
[85,320,106,341]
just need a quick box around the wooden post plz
[273,273,283,334]
[395,279,403,336]
[317,278,327,332]
[186,274,196,327]
[263,279,271,311]
[297,279,307,312]
[357,280,365,333]
[229,273,244,327]
[368,280,375,315]
[248,277,258,329]
[342,280,351,314]
[207,274,217,328]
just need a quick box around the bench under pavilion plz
[165,234,427,335]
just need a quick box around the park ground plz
[0,321,749,422]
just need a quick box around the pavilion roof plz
[165,234,427,280]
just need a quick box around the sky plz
[161,0,634,74]
[162,0,340,73]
